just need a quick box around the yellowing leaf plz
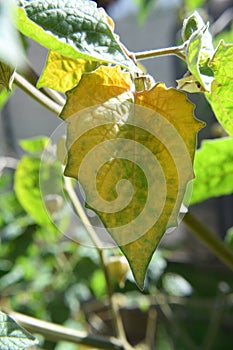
[61,66,131,119]
[0,62,15,92]
[60,66,203,288]
[206,41,233,135]
[37,51,100,93]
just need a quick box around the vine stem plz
[134,43,186,61]
[7,310,125,350]
[13,72,63,115]
[64,178,130,348]
[183,212,233,271]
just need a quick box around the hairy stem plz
[8,311,125,350]
[183,212,233,271]
[134,44,186,61]
[14,72,62,115]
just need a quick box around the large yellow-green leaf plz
[190,137,233,204]
[60,66,203,288]
[206,41,233,135]
[16,0,138,71]
[37,51,100,93]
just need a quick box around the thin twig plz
[7,310,126,350]
[183,212,233,271]
[134,44,186,61]
[13,72,62,115]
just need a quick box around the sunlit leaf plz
[190,137,233,204]
[16,0,138,71]
[0,311,38,350]
[183,12,214,92]
[206,41,233,135]
[61,66,202,288]
[37,51,100,93]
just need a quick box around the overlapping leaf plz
[206,41,233,135]
[182,12,214,92]
[37,51,100,93]
[0,311,38,350]
[190,137,233,204]
[16,0,138,71]
[60,66,203,288]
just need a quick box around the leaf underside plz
[60,66,203,288]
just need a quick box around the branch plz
[8,310,125,350]
[134,44,186,61]
[13,72,62,115]
[183,212,233,271]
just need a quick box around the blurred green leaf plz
[184,0,206,11]
[162,272,193,296]
[0,311,38,350]
[19,136,49,154]
[14,156,55,228]
[225,227,233,248]
[190,137,233,204]
[90,270,106,298]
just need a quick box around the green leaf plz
[190,137,233,204]
[19,136,49,153]
[14,155,59,228]
[0,89,12,112]
[0,311,38,350]
[183,0,206,11]
[206,41,233,135]
[61,66,203,288]
[37,50,101,93]
[16,0,138,71]
[183,12,214,92]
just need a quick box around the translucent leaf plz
[183,11,214,92]
[0,311,38,350]
[206,41,233,135]
[190,137,233,204]
[37,51,100,93]
[16,0,138,71]
[0,62,15,92]
[61,66,203,288]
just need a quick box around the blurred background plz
[1,0,233,349]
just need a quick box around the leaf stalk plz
[134,44,186,61]
[183,211,233,271]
